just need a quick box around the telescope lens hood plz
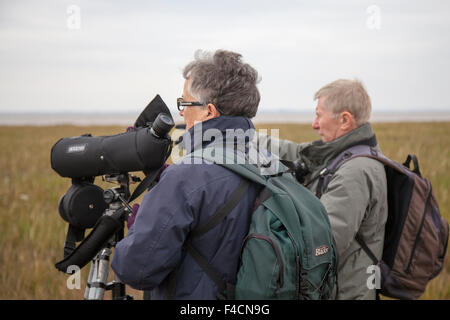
[134,94,173,128]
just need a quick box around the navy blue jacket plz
[111,116,260,299]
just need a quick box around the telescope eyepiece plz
[150,113,174,138]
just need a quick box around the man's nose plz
[179,109,184,117]
[312,117,319,130]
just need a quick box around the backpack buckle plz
[370,147,378,157]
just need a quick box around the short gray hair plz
[314,79,372,126]
[183,49,260,118]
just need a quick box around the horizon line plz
[1,109,450,115]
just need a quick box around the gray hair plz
[314,79,372,126]
[183,49,260,118]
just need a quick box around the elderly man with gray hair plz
[112,49,263,299]
[263,79,388,300]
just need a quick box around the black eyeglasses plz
[177,97,226,115]
[177,97,205,111]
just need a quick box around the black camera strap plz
[63,224,85,258]
[128,167,163,203]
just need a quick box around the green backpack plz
[185,147,338,300]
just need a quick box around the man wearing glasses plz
[112,50,262,299]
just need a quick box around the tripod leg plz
[84,259,96,299]
[87,248,111,300]
[111,274,127,299]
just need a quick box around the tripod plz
[56,169,162,299]
[84,174,134,300]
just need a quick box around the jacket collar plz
[180,115,255,154]
[300,122,377,169]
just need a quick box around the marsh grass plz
[0,122,448,299]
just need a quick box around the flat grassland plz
[0,122,449,299]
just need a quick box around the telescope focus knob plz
[103,189,117,204]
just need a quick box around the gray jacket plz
[258,123,388,299]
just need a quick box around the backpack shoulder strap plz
[167,176,250,300]
[355,233,379,265]
[320,143,415,196]
[190,178,250,238]
[183,242,236,300]
[316,144,378,198]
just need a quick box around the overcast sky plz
[1,0,449,116]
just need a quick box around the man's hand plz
[127,203,140,229]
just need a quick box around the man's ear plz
[340,111,356,131]
[206,103,221,119]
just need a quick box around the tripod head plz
[55,174,133,272]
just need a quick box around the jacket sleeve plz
[255,132,307,162]
[111,165,195,290]
[319,158,372,256]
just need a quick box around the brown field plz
[0,122,449,299]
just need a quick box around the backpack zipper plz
[405,184,433,274]
[285,230,300,299]
[242,233,285,291]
